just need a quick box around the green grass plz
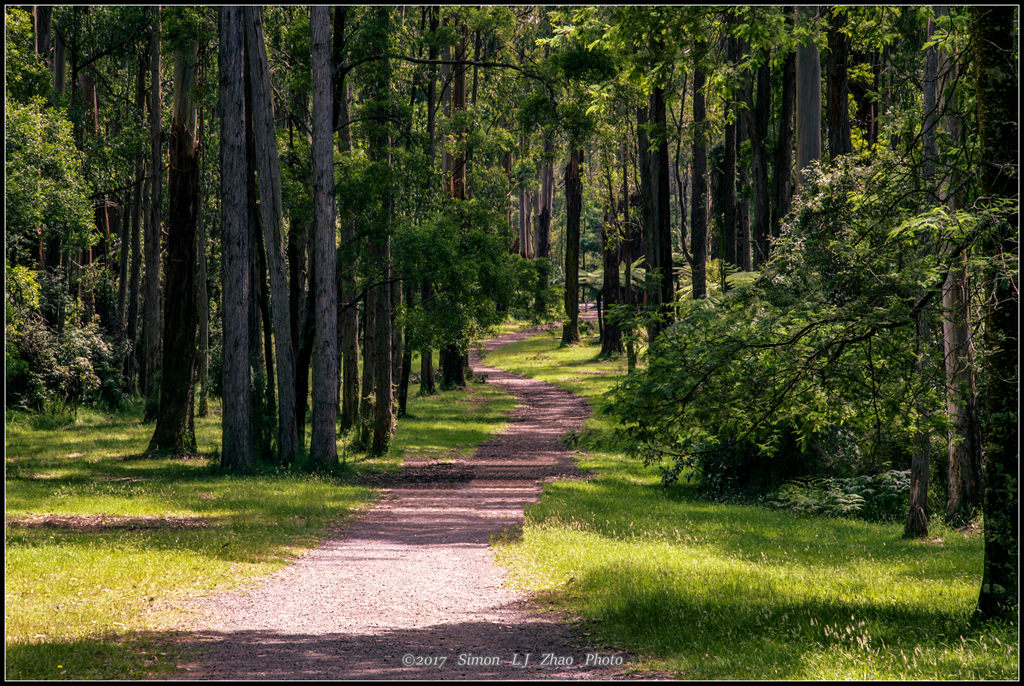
[5,379,515,680]
[485,331,1018,680]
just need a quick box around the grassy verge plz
[4,379,513,680]
[484,331,1018,680]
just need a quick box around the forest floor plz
[167,307,652,680]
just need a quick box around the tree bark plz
[691,50,708,300]
[972,5,1018,621]
[826,8,852,159]
[141,6,162,407]
[309,5,339,469]
[245,6,299,464]
[795,6,822,188]
[751,56,771,267]
[218,7,252,473]
[771,17,796,239]
[561,147,582,345]
[148,39,200,455]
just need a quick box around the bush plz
[771,470,911,522]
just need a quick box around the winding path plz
[171,311,637,679]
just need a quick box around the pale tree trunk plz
[936,5,981,525]
[218,6,252,473]
[309,5,339,470]
[141,6,162,409]
[149,38,200,455]
[795,6,821,188]
[245,6,299,464]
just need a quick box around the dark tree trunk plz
[537,137,554,259]
[691,51,708,300]
[398,282,414,416]
[972,6,1018,621]
[309,5,339,469]
[289,217,310,443]
[601,201,622,356]
[561,147,582,345]
[440,345,465,389]
[722,37,738,268]
[141,7,162,407]
[826,8,852,159]
[148,41,200,456]
[419,279,436,395]
[219,7,252,473]
[736,47,752,273]
[771,19,796,239]
[751,56,771,266]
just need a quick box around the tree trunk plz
[537,137,554,259]
[795,6,822,188]
[141,6,162,408]
[561,147,582,345]
[601,195,622,356]
[196,168,209,417]
[309,5,339,470]
[245,6,299,464]
[972,5,1018,621]
[691,51,708,300]
[826,8,852,159]
[771,19,796,239]
[148,39,200,456]
[419,279,436,395]
[440,345,465,389]
[218,7,252,473]
[751,56,771,266]
[398,283,414,415]
[723,36,739,268]
[736,50,753,273]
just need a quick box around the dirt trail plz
[169,310,641,679]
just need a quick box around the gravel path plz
[171,311,642,680]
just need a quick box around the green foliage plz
[4,8,51,102]
[608,153,989,494]
[5,98,95,265]
[771,470,911,521]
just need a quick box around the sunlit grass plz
[488,330,1018,680]
[5,378,515,679]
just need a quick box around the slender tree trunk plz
[398,283,414,415]
[972,5,1018,621]
[601,178,622,355]
[309,5,339,470]
[723,37,738,268]
[141,7,162,409]
[771,19,796,239]
[691,51,708,300]
[218,7,252,473]
[196,168,209,417]
[420,279,436,395]
[751,55,771,267]
[736,49,753,273]
[245,6,299,463]
[826,8,852,159]
[149,39,200,455]
[795,6,822,188]
[561,147,582,345]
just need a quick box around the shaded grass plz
[5,379,514,679]
[487,331,1018,680]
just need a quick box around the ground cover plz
[4,379,514,680]
[485,331,1018,680]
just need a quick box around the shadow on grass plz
[554,558,1016,679]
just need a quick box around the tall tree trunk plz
[826,8,852,159]
[736,50,753,273]
[691,50,708,300]
[722,37,739,268]
[218,7,252,473]
[245,6,299,464]
[537,137,554,259]
[771,16,796,238]
[149,39,200,455]
[196,160,209,417]
[795,6,822,188]
[333,5,360,433]
[972,5,1018,621]
[141,6,163,409]
[751,55,771,267]
[937,7,981,525]
[309,5,339,469]
[398,283,414,416]
[561,147,582,345]
[601,176,623,355]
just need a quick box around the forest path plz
[169,306,639,680]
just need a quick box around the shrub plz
[771,470,911,522]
